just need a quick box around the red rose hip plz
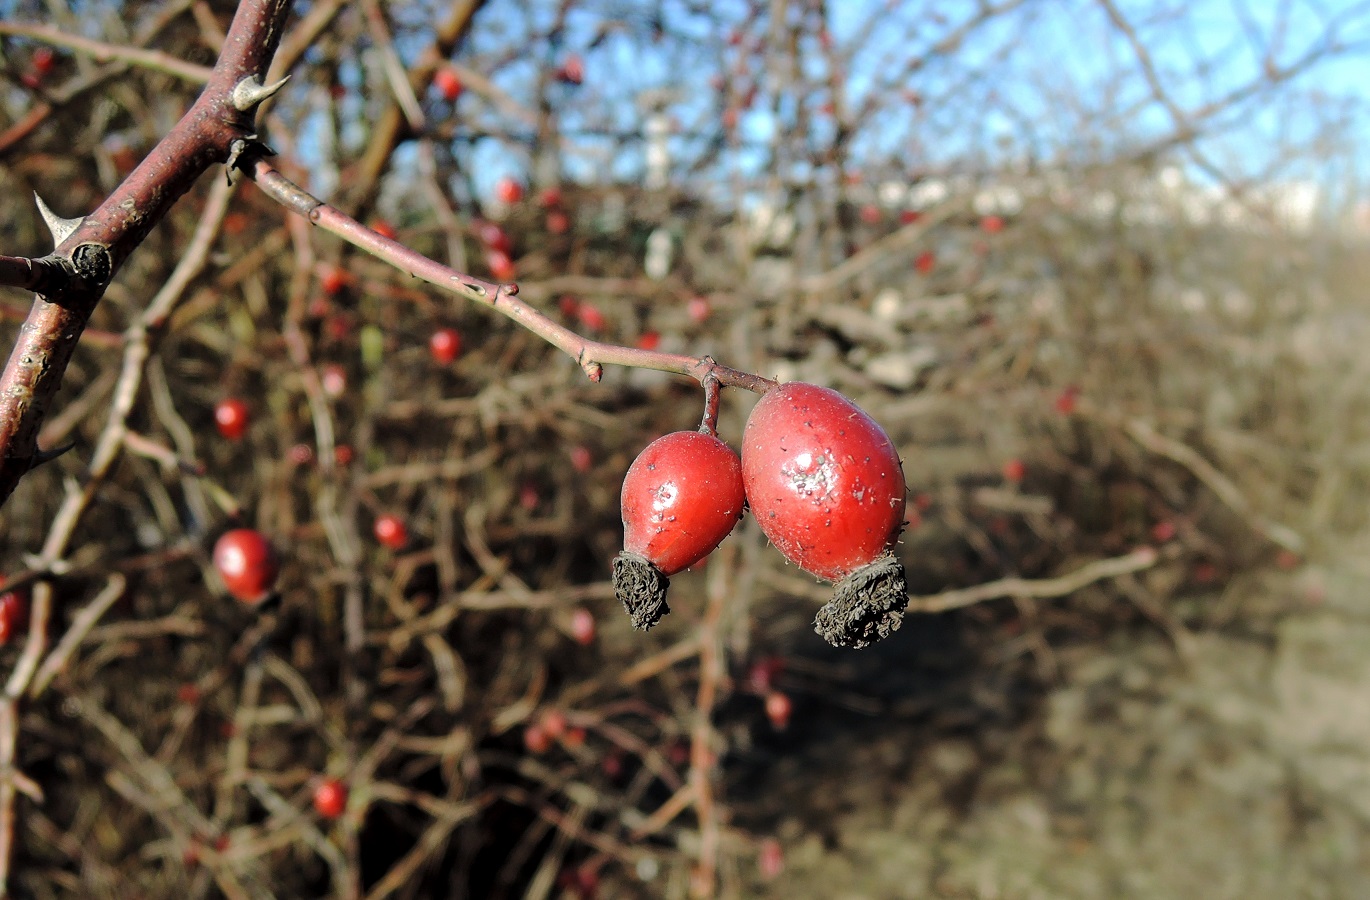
[214,398,249,441]
[613,431,745,630]
[213,529,280,604]
[373,514,408,550]
[429,327,462,365]
[741,382,908,648]
[312,778,347,819]
[0,577,28,646]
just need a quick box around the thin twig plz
[0,21,213,82]
[29,574,127,697]
[247,159,778,395]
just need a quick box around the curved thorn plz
[231,74,291,112]
[34,194,84,248]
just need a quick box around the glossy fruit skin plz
[741,383,906,582]
[214,399,249,441]
[313,779,347,819]
[621,431,745,576]
[429,327,462,365]
[213,529,280,604]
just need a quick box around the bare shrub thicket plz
[0,1,1367,896]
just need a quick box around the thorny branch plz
[0,0,293,509]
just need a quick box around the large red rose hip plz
[613,431,745,630]
[741,383,909,648]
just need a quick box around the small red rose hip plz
[320,363,346,398]
[312,778,347,819]
[569,607,596,645]
[523,722,552,754]
[687,296,711,324]
[569,445,593,474]
[741,383,908,648]
[486,249,515,282]
[758,837,785,880]
[613,431,746,630]
[495,176,524,204]
[556,54,584,85]
[475,220,511,254]
[32,47,55,76]
[433,67,462,101]
[213,529,280,604]
[214,398,249,441]
[576,303,606,332]
[429,327,462,365]
[373,514,408,550]
[320,267,348,295]
[764,691,793,730]
[545,210,570,234]
[0,577,29,646]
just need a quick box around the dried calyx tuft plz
[612,551,670,630]
[813,554,908,649]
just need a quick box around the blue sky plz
[278,0,1370,212]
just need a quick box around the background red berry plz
[429,327,462,365]
[495,176,524,204]
[523,722,551,754]
[687,296,711,324]
[764,691,793,730]
[556,54,584,84]
[212,529,280,604]
[313,778,347,819]
[577,303,606,332]
[475,221,511,253]
[433,67,462,101]
[758,837,785,879]
[486,249,515,282]
[320,363,346,398]
[32,47,55,75]
[320,267,348,295]
[214,398,250,441]
[0,578,28,645]
[545,210,570,234]
[569,607,596,645]
[373,514,408,550]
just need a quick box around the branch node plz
[225,135,275,185]
[70,244,112,289]
[231,74,292,112]
[33,194,85,248]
